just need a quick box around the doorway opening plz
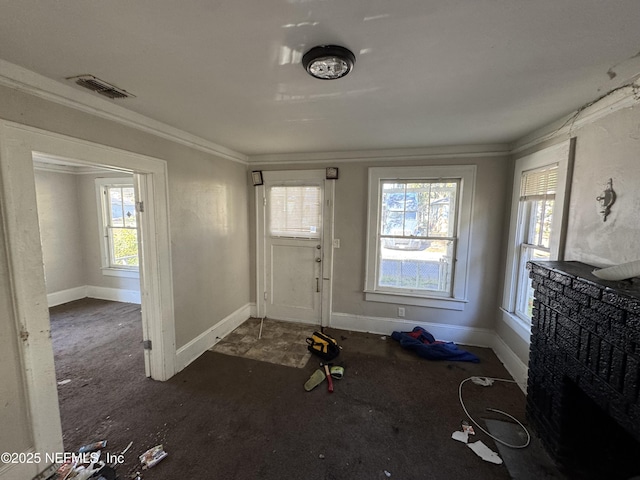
[32,154,150,447]
[0,120,175,470]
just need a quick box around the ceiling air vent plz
[67,74,135,99]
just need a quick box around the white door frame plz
[255,169,335,327]
[0,121,175,479]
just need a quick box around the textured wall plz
[34,170,86,294]
[563,105,640,266]
[256,155,510,332]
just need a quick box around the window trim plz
[364,165,476,310]
[501,139,574,330]
[95,177,140,278]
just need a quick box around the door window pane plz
[269,186,322,238]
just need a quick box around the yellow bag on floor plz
[306,331,340,361]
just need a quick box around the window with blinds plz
[521,165,558,200]
[515,164,558,319]
[268,185,322,238]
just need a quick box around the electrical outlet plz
[398,307,405,317]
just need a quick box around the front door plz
[258,170,332,325]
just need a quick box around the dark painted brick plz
[578,330,590,365]
[603,290,640,315]
[555,294,581,314]
[544,278,565,293]
[590,298,625,324]
[530,262,551,277]
[564,287,591,307]
[550,271,573,286]
[575,311,596,332]
[595,316,611,335]
[628,315,640,333]
[610,348,625,392]
[573,279,603,299]
[623,355,639,402]
[598,342,612,382]
[557,314,580,335]
[588,335,601,371]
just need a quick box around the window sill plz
[364,291,467,311]
[101,267,140,279]
[498,308,532,342]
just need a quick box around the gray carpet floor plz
[50,298,542,480]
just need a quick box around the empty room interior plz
[1,1,640,479]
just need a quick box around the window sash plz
[375,179,460,297]
[99,182,139,270]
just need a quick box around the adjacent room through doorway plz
[32,154,147,449]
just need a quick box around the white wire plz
[458,376,531,449]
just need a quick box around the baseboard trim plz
[175,303,252,373]
[47,285,141,306]
[47,286,88,307]
[330,312,495,347]
[492,334,529,394]
[86,285,141,304]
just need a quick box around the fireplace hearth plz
[527,261,640,479]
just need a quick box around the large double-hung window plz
[96,177,140,277]
[365,165,475,310]
[502,139,573,327]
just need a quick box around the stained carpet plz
[49,299,552,480]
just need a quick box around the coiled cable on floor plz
[458,376,531,449]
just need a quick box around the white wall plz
[34,169,85,294]
[34,169,141,302]
[496,100,640,371]
[563,105,640,266]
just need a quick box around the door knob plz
[316,245,321,249]
[315,258,322,262]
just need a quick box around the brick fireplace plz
[527,261,640,479]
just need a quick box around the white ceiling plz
[1,0,640,156]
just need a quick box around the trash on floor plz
[50,456,105,480]
[120,441,133,455]
[451,430,469,443]
[139,445,167,469]
[390,326,480,363]
[57,379,72,386]
[461,420,475,435]
[467,440,503,465]
[330,365,344,379]
[471,376,494,387]
[384,470,392,477]
[304,368,326,391]
[78,440,107,453]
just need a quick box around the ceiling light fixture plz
[302,45,355,80]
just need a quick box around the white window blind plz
[269,186,321,238]
[520,165,558,200]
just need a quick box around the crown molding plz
[249,144,511,165]
[0,59,248,165]
[511,81,640,155]
[32,158,114,175]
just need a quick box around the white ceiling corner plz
[0,1,639,158]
